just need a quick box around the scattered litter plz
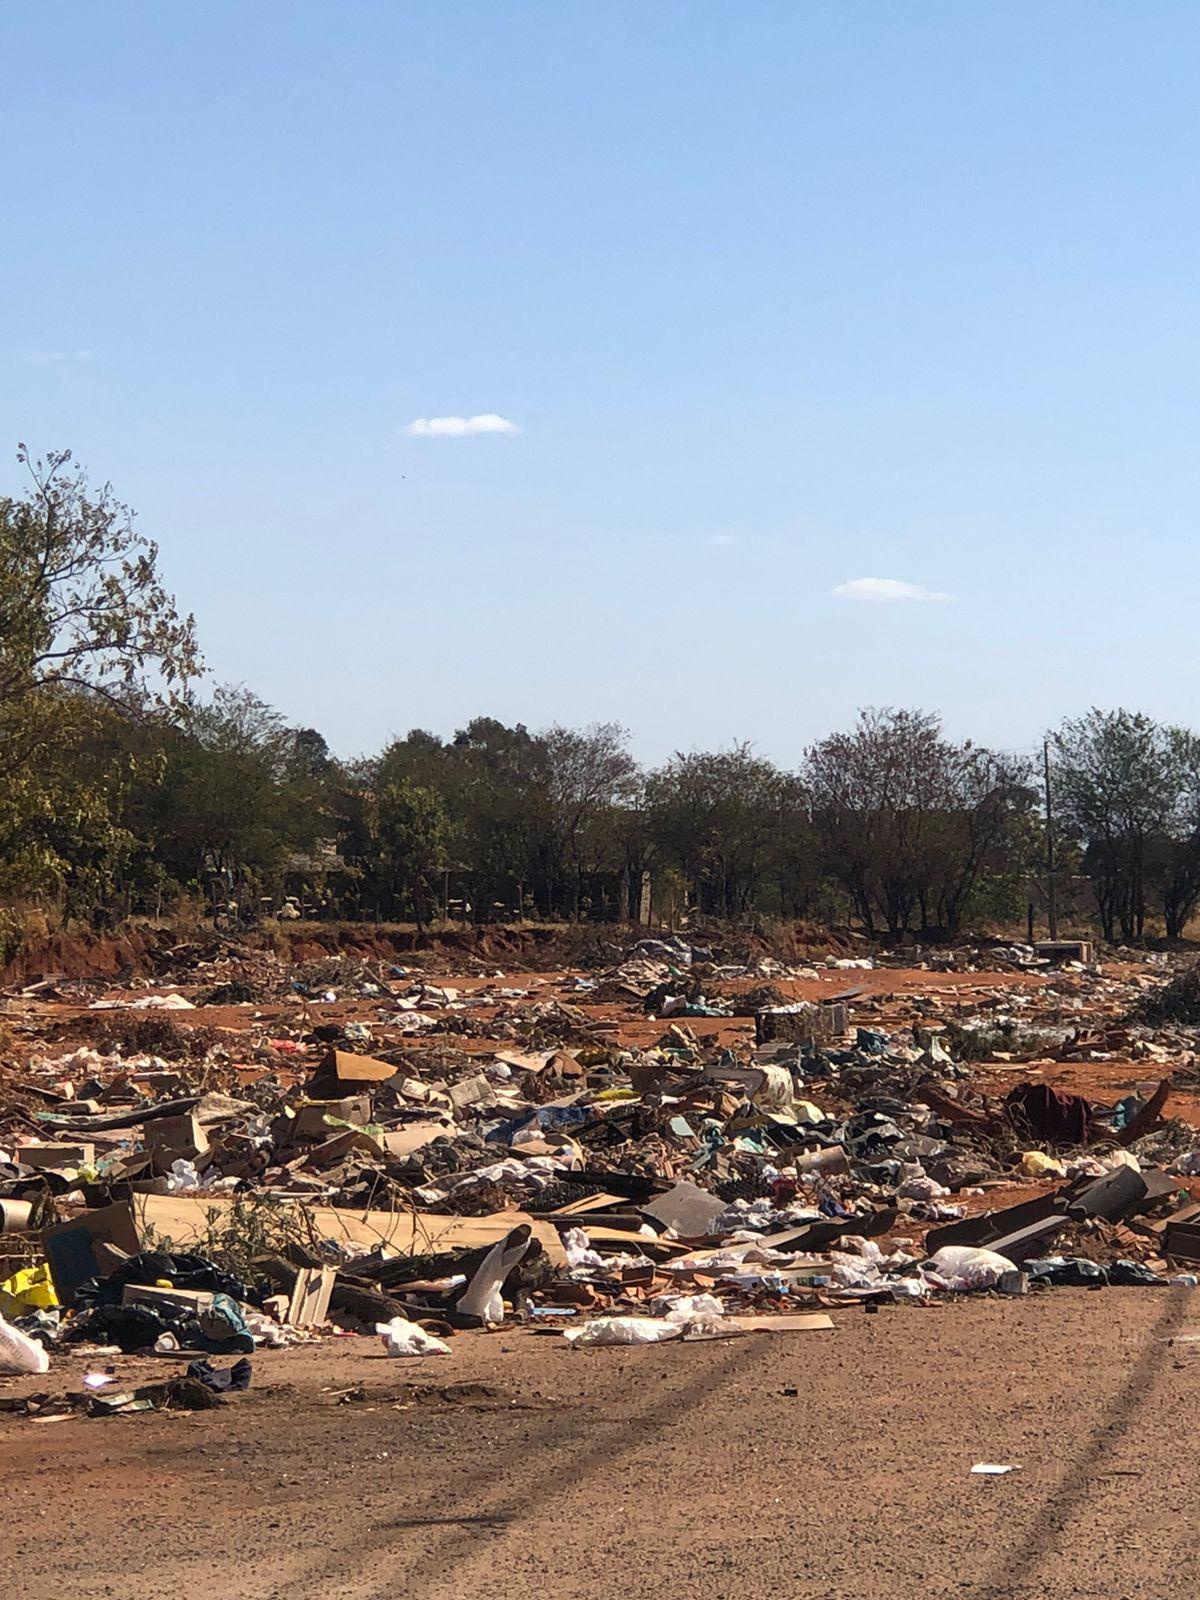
[377,1319,453,1357]
[3,929,1200,1413]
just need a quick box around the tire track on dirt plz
[969,1286,1193,1600]
[284,1336,778,1600]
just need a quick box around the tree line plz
[3,449,1200,942]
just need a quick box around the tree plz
[375,728,452,793]
[0,447,201,912]
[543,723,638,917]
[449,718,555,917]
[0,690,140,918]
[645,745,806,917]
[804,708,1031,936]
[138,685,324,899]
[377,779,449,928]
[1153,730,1200,938]
[0,446,199,774]
[286,727,334,781]
[1051,709,1184,941]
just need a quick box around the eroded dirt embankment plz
[0,917,854,985]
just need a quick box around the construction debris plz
[3,929,1200,1403]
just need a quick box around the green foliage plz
[3,447,1200,947]
[804,708,1035,936]
[377,777,449,926]
[644,745,812,917]
[0,447,200,917]
[1051,708,1200,940]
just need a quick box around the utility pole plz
[1043,737,1059,939]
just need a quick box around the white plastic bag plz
[650,1292,726,1321]
[564,1316,685,1347]
[375,1317,451,1357]
[922,1245,1013,1292]
[0,1312,50,1375]
[895,1164,951,1200]
[455,1225,533,1326]
[565,1294,734,1347]
[755,1065,796,1113]
[165,1158,202,1193]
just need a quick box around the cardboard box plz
[755,1002,848,1047]
[1034,939,1095,966]
[18,1142,95,1171]
[292,1096,374,1138]
[311,1049,397,1089]
[42,1201,141,1305]
[1165,1203,1200,1263]
[145,1114,209,1162]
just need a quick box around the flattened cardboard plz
[123,1282,215,1314]
[378,1121,453,1157]
[448,1074,497,1111]
[492,1050,557,1075]
[640,1180,728,1240]
[136,1193,566,1265]
[728,1312,835,1333]
[300,1128,384,1168]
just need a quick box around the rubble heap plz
[3,931,1200,1405]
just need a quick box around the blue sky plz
[4,2,1199,763]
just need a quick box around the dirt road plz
[6,1288,1199,1599]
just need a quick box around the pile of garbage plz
[4,933,1200,1393]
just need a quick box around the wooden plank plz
[727,1312,835,1333]
[543,1192,630,1217]
[569,1223,690,1259]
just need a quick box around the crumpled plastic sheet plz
[0,1312,50,1375]
[564,1294,733,1347]
[376,1317,452,1357]
[921,1246,1014,1292]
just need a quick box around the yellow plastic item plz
[1020,1150,1066,1179]
[0,1261,59,1316]
[594,1087,639,1101]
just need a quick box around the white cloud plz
[832,576,953,604]
[707,533,736,547]
[404,413,519,438]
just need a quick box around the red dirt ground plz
[4,1288,1199,1600]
